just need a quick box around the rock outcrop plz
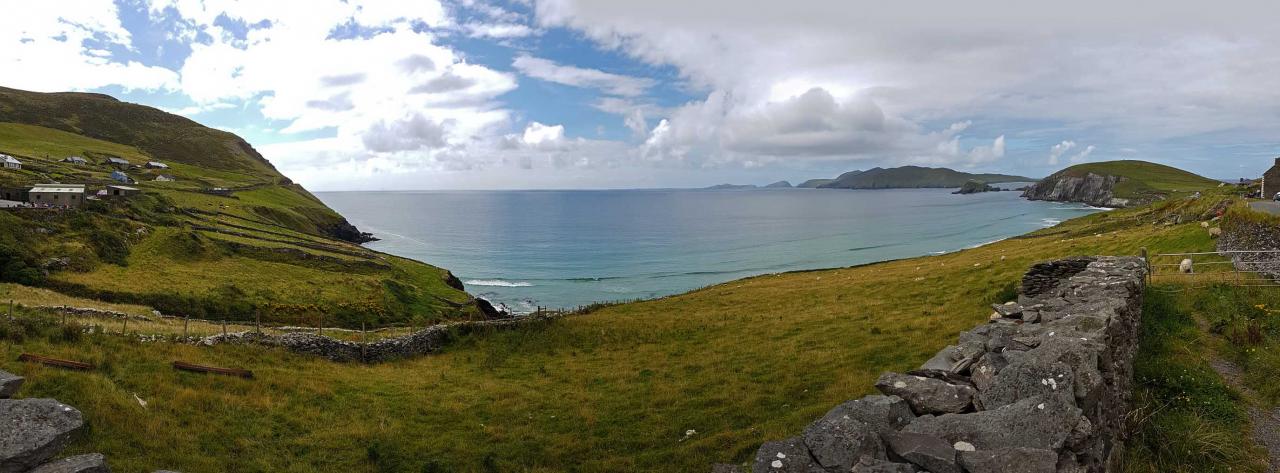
[727,256,1147,472]
[1021,172,1129,208]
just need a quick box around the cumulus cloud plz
[0,1,178,92]
[513,55,656,97]
[1048,140,1078,166]
[1069,145,1097,163]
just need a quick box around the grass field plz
[0,191,1260,473]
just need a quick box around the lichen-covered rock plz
[27,453,110,473]
[753,437,820,473]
[970,352,1008,392]
[0,399,85,473]
[977,359,1075,410]
[883,431,960,473]
[902,395,1081,451]
[815,395,914,435]
[875,372,975,415]
[850,456,918,473]
[802,415,883,472]
[0,371,22,399]
[957,447,1057,473]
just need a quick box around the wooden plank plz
[171,361,253,379]
[18,353,93,370]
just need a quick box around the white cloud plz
[512,55,656,97]
[1069,145,1097,163]
[0,0,178,92]
[464,22,536,39]
[1048,140,1077,166]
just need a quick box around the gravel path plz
[1208,353,1280,472]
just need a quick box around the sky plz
[2,0,1279,190]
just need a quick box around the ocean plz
[317,188,1100,313]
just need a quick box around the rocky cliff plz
[1021,172,1129,208]
[717,256,1148,473]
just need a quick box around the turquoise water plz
[317,188,1099,312]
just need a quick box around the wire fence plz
[1147,249,1280,289]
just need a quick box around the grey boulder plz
[958,447,1058,473]
[0,372,21,399]
[902,395,1081,451]
[883,431,960,473]
[802,415,883,472]
[753,437,821,473]
[850,456,918,473]
[978,360,1075,410]
[817,395,914,435]
[875,372,975,415]
[0,399,85,473]
[27,453,110,473]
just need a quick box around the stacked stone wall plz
[720,256,1148,473]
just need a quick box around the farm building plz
[29,184,86,208]
[2,154,21,170]
[110,170,134,184]
[104,157,130,167]
[0,186,29,201]
[62,156,88,165]
[154,174,175,182]
[105,185,141,197]
[146,161,169,169]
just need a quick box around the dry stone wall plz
[721,256,1147,473]
[198,313,558,363]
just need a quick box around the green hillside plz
[795,178,834,188]
[0,88,484,327]
[0,189,1263,472]
[817,166,1033,189]
[1052,160,1221,199]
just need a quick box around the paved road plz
[1251,201,1280,216]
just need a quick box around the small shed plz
[146,161,169,169]
[106,185,141,197]
[1265,157,1280,199]
[62,156,88,165]
[29,184,86,208]
[105,157,130,167]
[2,154,21,170]
[110,170,134,184]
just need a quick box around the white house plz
[154,174,176,182]
[62,156,87,165]
[1,154,21,170]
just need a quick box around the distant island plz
[707,166,1034,191]
[952,180,1001,194]
[815,166,1033,189]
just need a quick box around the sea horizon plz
[318,187,1100,313]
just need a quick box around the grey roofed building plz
[154,174,176,182]
[105,157,130,166]
[110,170,134,184]
[28,184,86,208]
[145,161,168,169]
[2,154,21,169]
[62,156,88,164]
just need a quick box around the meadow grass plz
[1,196,1251,472]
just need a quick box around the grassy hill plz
[0,88,484,327]
[817,166,1033,189]
[1,188,1265,472]
[1050,160,1222,200]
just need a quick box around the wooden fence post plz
[255,310,261,334]
[122,317,128,334]
[360,321,367,362]
[183,316,189,338]
[222,320,227,336]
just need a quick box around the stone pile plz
[1218,216,1280,280]
[724,256,1147,473]
[199,312,559,363]
[0,369,107,473]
